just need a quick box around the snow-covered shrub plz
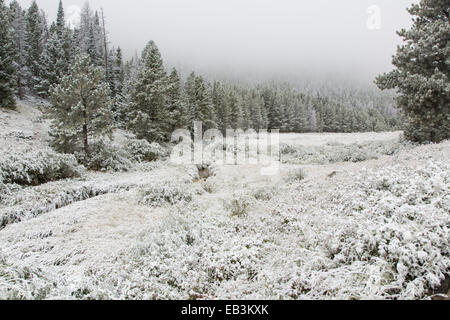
[252,185,278,201]
[124,139,166,162]
[139,183,195,207]
[225,194,252,217]
[0,180,10,202]
[6,130,34,140]
[82,141,133,172]
[0,252,59,300]
[200,180,217,194]
[286,168,307,183]
[281,158,450,299]
[281,139,412,165]
[0,146,80,186]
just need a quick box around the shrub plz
[287,168,307,183]
[226,195,252,217]
[139,184,194,207]
[124,139,166,162]
[252,186,277,201]
[281,139,412,165]
[0,147,81,186]
[80,141,133,172]
[200,180,216,194]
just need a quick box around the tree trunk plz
[83,118,89,159]
[101,9,108,74]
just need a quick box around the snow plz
[0,101,448,300]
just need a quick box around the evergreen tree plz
[263,88,282,130]
[184,72,216,131]
[87,23,101,66]
[112,47,124,98]
[36,31,67,97]
[167,68,187,132]
[62,26,73,64]
[48,54,113,159]
[25,0,44,91]
[8,0,26,99]
[212,81,229,133]
[0,0,17,109]
[56,0,65,38]
[226,89,242,130]
[116,53,140,125]
[376,0,449,142]
[128,41,169,142]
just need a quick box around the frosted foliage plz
[0,139,448,300]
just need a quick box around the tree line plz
[3,0,443,164]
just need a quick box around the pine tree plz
[226,89,242,130]
[212,81,229,133]
[167,68,187,132]
[76,2,92,53]
[116,53,140,125]
[56,0,65,38]
[128,41,169,142]
[0,0,17,109]
[25,1,44,91]
[8,0,26,100]
[263,88,282,130]
[87,23,101,66]
[36,31,67,97]
[112,47,124,97]
[48,54,113,158]
[376,0,449,142]
[62,26,73,64]
[184,72,216,131]
[106,47,116,95]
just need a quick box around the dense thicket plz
[2,0,406,151]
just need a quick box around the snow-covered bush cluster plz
[280,139,413,165]
[81,140,134,172]
[0,146,80,186]
[279,159,449,299]
[79,139,166,172]
[124,139,166,163]
[286,168,307,183]
[224,193,253,217]
[139,183,199,207]
[0,162,163,228]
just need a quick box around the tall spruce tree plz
[128,41,169,142]
[25,0,44,91]
[376,0,449,142]
[226,89,242,130]
[36,31,67,97]
[56,0,65,38]
[167,68,187,132]
[8,0,26,100]
[0,0,17,109]
[184,72,216,132]
[212,81,229,133]
[112,47,124,98]
[116,54,140,125]
[87,23,101,66]
[48,54,113,158]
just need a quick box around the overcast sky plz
[11,0,417,84]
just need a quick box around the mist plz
[11,0,417,84]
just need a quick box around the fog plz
[12,0,417,84]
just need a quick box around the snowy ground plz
[0,101,448,300]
